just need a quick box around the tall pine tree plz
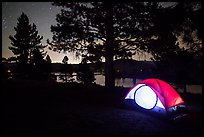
[9,12,46,78]
[145,2,202,85]
[9,12,33,65]
[60,56,74,83]
[30,23,47,66]
[48,2,202,88]
[48,2,159,89]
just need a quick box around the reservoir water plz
[53,72,202,94]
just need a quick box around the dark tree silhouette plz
[9,13,44,64]
[32,48,46,66]
[174,2,202,49]
[1,57,7,63]
[31,48,46,79]
[76,62,95,85]
[147,2,202,59]
[145,2,202,90]
[7,57,17,63]
[48,2,160,89]
[9,12,47,79]
[29,23,47,66]
[62,55,69,64]
[44,54,54,81]
[9,13,32,65]
[60,56,74,83]
[45,54,52,63]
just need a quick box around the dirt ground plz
[2,79,203,135]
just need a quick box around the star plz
[4,2,8,8]
[2,19,6,26]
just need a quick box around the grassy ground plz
[2,79,202,135]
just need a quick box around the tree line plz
[2,2,202,88]
[48,2,202,88]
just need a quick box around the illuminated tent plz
[124,78,185,115]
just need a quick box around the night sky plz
[2,2,83,63]
[2,2,176,63]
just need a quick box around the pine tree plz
[48,2,159,89]
[145,2,202,85]
[29,23,46,66]
[9,12,33,65]
[76,62,95,85]
[48,2,202,88]
[44,54,53,81]
[60,56,74,83]
[62,56,69,64]
[45,54,52,63]
[9,12,46,78]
